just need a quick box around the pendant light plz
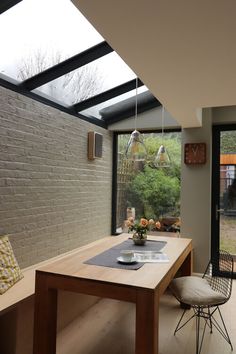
[154,106,170,167]
[125,78,147,161]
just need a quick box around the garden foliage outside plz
[117,132,181,227]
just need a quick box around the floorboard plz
[57,280,236,354]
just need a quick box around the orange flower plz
[148,219,155,225]
[155,221,161,229]
[125,220,132,227]
[140,218,149,227]
[128,216,134,223]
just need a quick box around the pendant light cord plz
[134,77,138,130]
[161,106,164,144]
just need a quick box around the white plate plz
[117,256,137,264]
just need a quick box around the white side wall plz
[213,106,236,124]
[108,106,179,131]
[181,109,212,272]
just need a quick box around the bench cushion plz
[0,236,24,294]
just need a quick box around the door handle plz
[216,206,224,220]
[217,209,224,213]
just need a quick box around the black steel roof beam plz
[0,0,22,14]
[72,78,144,112]
[20,41,113,91]
[104,97,161,126]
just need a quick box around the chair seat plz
[170,276,227,306]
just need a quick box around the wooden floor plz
[57,280,236,354]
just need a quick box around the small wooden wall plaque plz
[88,131,103,160]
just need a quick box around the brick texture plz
[0,87,113,268]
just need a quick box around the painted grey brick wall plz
[0,86,113,268]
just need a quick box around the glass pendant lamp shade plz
[125,129,147,161]
[154,106,171,167]
[125,77,147,162]
[154,144,170,167]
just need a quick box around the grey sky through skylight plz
[0,0,145,119]
[0,0,103,79]
[0,0,136,83]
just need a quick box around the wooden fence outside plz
[116,153,134,229]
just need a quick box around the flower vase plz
[132,232,147,246]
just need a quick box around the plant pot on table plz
[132,232,147,245]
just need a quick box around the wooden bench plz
[0,257,58,354]
[1,261,44,315]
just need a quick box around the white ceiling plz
[108,106,179,132]
[72,0,236,128]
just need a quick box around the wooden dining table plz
[33,234,193,354]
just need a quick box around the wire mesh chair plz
[169,250,234,354]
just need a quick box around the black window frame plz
[212,124,236,278]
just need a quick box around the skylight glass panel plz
[33,52,136,107]
[80,86,148,119]
[0,0,103,81]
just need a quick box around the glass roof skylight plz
[0,0,103,81]
[0,0,159,125]
[33,52,136,107]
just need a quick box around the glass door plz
[212,125,236,276]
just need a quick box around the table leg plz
[33,272,58,354]
[180,249,193,309]
[180,249,193,276]
[135,289,159,354]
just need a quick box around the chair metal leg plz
[174,309,186,335]
[211,306,233,351]
[195,307,208,354]
[174,304,233,353]
[208,306,213,333]
[196,309,200,354]
[199,308,208,354]
[174,309,195,335]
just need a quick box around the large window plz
[115,131,181,234]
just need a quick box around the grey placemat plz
[84,239,167,270]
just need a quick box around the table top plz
[38,234,192,290]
